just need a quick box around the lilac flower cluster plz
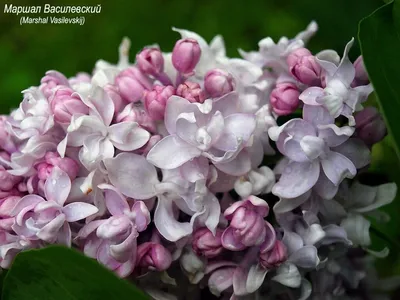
[0,23,398,299]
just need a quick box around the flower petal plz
[131,201,151,232]
[321,151,356,186]
[299,87,324,106]
[154,195,193,242]
[104,153,159,199]
[333,138,370,169]
[272,263,301,288]
[82,86,114,126]
[36,213,66,242]
[214,150,251,176]
[208,267,235,296]
[44,167,71,206]
[98,184,129,216]
[246,264,268,294]
[108,122,150,151]
[272,161,320,198]
[147,135,201,169]
[63,202,99,222]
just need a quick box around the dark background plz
[3,0,400,294]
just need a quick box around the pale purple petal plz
[232,267,250,296]
[147,135,201,169]
[131,201,151,232]
[82,86,114,126]
[98,184,129,216]
[314,172,339,200]
[165,96,195,134]
[321,151,356,186]
[272,161,320,198]
[333,38,355,85]
[317,124,354,147]
[96,216,132,239]
[44,167,71,206]
[299,87,324,106]
[109,230,138,262]
[58,222,72,247]
[108,122,150,151]
[79,135,114,171]
[180,157,209,182]
[302,105,334,126]
[214,150,251,176]
[63,202,99,222]
[208,267,235,296]
[10,195,44,217]
[36,213,66,242]
[246,264,269,294]
[299,136,326,160]
[66,115,107,147]
[77,220,105,239]
[154,195,193,242]
[221,227,246,251]
[288,246,320,268]
[333,138,370,169]
[104,153,159,199]
[273,191,311,214]
[282,231,304,255]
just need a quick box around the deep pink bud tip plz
[172,38,201,74]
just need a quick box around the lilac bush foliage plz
[0,22,399,299]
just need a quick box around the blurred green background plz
[2,0,400,292]
[0,0,384,112]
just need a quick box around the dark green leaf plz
[358,0,400,160]
[2,246,149,300]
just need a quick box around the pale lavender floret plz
[57,86,150,171]
[147,92,256,176]
[299,39,373,125]
[269,104,370,199]
[239,21,318,78]
[77,184,150,277]
[103,153,220,242]
[8,87,54,140]
[9,167,98,247]
[192,227,224,258]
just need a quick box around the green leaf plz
[2,246,149,300]
[358,0,400,160]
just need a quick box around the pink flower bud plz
[116,103,156,132]
[115,67,152,103]
[259,240,287,269]
[222,196,271,251]
[50,87,89,124]
[40,71,69,99]
[36,152,79,181]
[204,69,235,98]
[192,228,224,258]
[287,48,321,86]
[0,166,21,191]
[352,56,369,87]
[104,84,124,114]
[176,81,205,103]
[172,38,201,74]
[144,85,176,120]
[136,48,164,76]
[270,82,300,116]
[355,107,387,146]
[136,242,172,272]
